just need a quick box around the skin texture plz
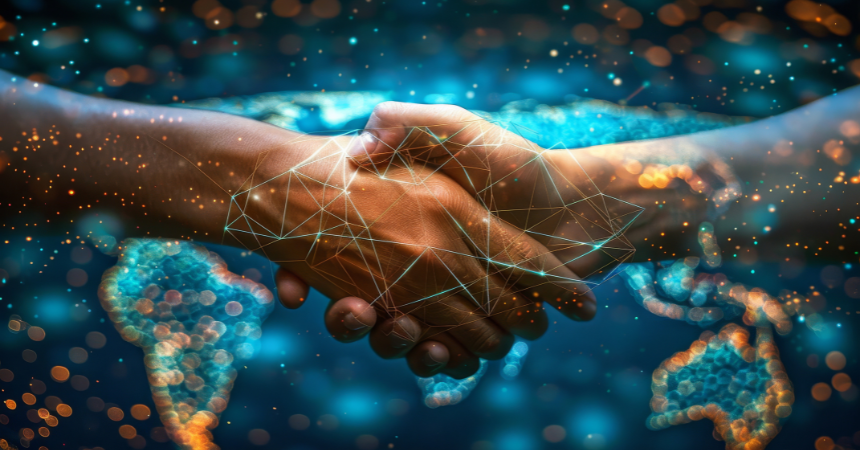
[0,70,593,379]
[276,88,860,376]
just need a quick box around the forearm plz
[599,85,860,261]
[0,72,301,243]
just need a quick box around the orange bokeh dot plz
[571,24,599,45]
[119,424,138,439]
[5,399,17,410]
[615,7,643,29]
[105,68,129,87]
[657,4,685,26]
[28,327,46,342]
[108,407,125,421]
[66,268,88,287]
[825,351,846,370]
[832,373,852,392]
[824,14,851,36]
[56,404,72,418]
[811,382,832,401]
[645,46,672,67]
[310,0,341,19]
[50,366,70,383]
[131,404,151,421]
[21,393,36,406]
[815,436,835,450]
[271,0,301,17]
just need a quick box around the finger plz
[347,102,483,162]
[275,268,310,309]
[459,207,597,322]
[411,292,514,360]
[324,296,377,343]
[486,285,549,340]
[406,340,450,377]
[430,332,482,379]
[368,313,424,359]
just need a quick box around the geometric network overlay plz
[223,121,643,341]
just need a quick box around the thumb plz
[348,102,543,193]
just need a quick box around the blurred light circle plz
[87,397,105,412]
[66,268,88,287]
[832,373,852,392]
[356,434,379,450]
[657,4,685,27]
[615,7,643,29]
[28,326,46,341]
[69,347,89,364]
[815,436,835,450]
[50,366,70,383]
[825,351,846,371]
[131,404,151,421]
[22,349,37,363]
[572,24,598,45]
[86,331,107,349]
[248,429,270,446]
[844,277,860,298]
[70,375,90,391]
[812,382,832,401]
[288,414,310,430]
[645,46,672,67]
[272,0,301,17]
[70,246,92,264]
[543,425,566,443]
[310,0,341,19]
[105,68,130,87]
[119,424,137,439]
[316,414,339,430]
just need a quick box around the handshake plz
[239,102,712,379]
[0,72,739,379]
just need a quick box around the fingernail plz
[343,312,370,331]
[347,132,375,158]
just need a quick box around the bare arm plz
[0,70,302,242]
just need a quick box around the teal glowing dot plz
[31,40,39,46]
[562,4,570,10]
[351,78,356,83]
[750,269,755,274]
[790,76,795,81]
[608,73,615,79]
[724,62,729,66]
[349,37,357,45]
[83,38,89,43]
[845,263,852,270]
[850,218,855,224]
[192,40,198,45]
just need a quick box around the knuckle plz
[371,101,404,122]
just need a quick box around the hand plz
[231,134,595,379]
[344,102,740,261]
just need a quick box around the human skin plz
[0,70,595,379]
[280,87,860,361]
